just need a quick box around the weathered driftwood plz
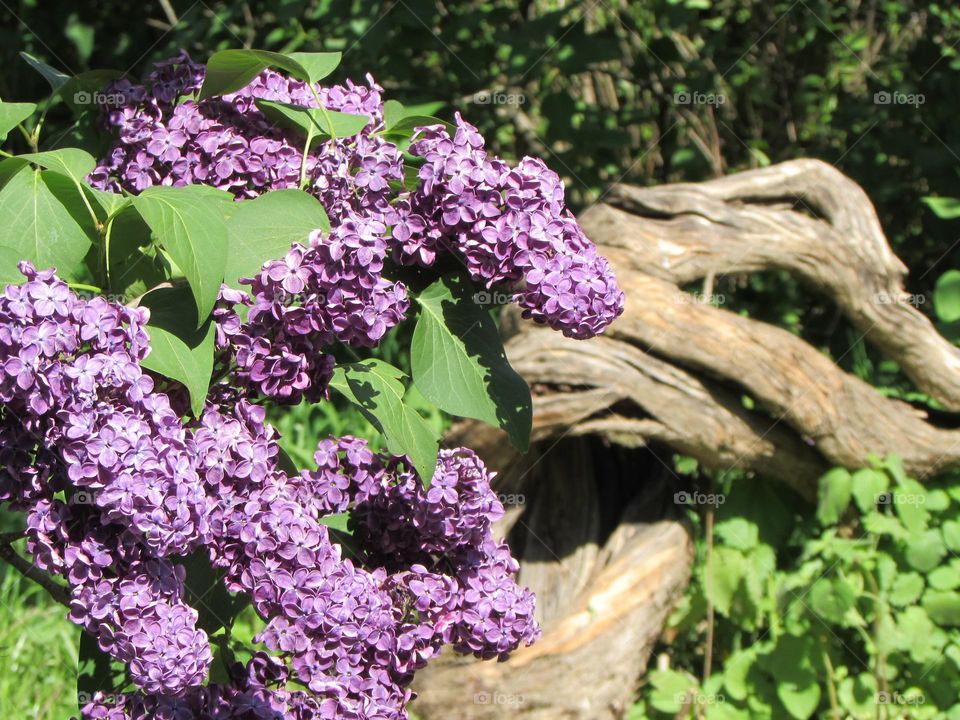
[412,159,960,718]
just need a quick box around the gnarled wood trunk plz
[412,159,960,718]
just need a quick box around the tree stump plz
[411,159,960,718]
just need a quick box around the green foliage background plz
[1,1,960,717]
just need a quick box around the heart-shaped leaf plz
[0,165,92,279]
[255,99,370,138]
[0,101,37,142]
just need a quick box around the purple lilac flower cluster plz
[214,213,409,404]
[0,263,213,694]
[91,54,624,400]
[0,265,539,719]
[398,119,625,339]
[80,652,335,719]
[187,402,538,717]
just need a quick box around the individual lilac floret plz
[402,114,625,339]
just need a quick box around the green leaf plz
[131,186,229,323]
[723,649,757,701]
[768,635,821,720]
[378,98,453,137]
[905,529,947,572]
[861,511,907,538]
[20,51,70,92]
[381,114,453,138]
[106,205,167,301]
[714,517,759,550]
[647,669,695,713]
[199,49,308,98]
[77,632,132,711]
[319,512,352,534]
[923,196,960,220]
[889,572,925,606]
[139,286,216,417]
[411,274,532,451]
[329,359,440,484]
[850,467,888,514]
[255,99,370,138]
[223,189,330,287]
[20,148,97,185]
[383,99,406,130]
[0,101,36,142]
[893,483,930,534]
[923,590,960,627]
[935,270,960,323]
[283,51,343,83]
[41,170,98,241]
[0,246,25,285]
[710,547,746,616]
[928,564,960,590]
[816,467,851,525]
[199,49,341,99]
[809,577,857,625]
[0,157,28,190]
[0,165,92,279]
[944,519,960,552]
[85,185,130,219]
[178,549,248,635]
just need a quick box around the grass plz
[0,563,79,719]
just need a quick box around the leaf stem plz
[76,181,101,232]
[102,215,115,288]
